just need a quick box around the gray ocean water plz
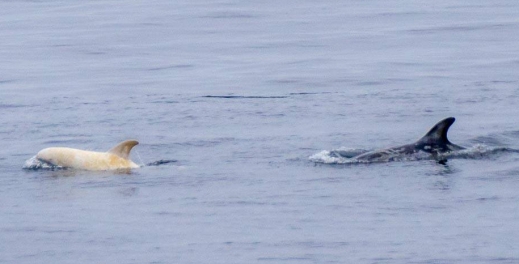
[2,1,519,263]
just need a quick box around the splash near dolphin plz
[24,140,140,171]
[311,117,467,164]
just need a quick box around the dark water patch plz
[384,77,413,84]
[146,159,177,166]
[202,95,288,99]
[154,211,181,216]
[406,23,513,35]
[204,200,275,207]
[455,196,502,205]
[43,229,77,234]
[150,97,179,104]
[490,80,517,84]
[81,100,111,105]
[82,50,107,56]
[148,64,194,71]
[270,78,302,84]
[289,92,335,96]
[289,92,320,95]
[0,79,15,84]
[0,103,31,108]
[203,92,335,99]
[476,196,500,202]
[50,43,74,48]
[42,138,93,145]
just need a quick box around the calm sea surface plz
[2,1,519,263]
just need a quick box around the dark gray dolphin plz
[353,117,464,163]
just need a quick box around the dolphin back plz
[36,147,139,170]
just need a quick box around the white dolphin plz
[35,140,140,171]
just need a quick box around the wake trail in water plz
[201,92,335,99]
[202,95,288,99]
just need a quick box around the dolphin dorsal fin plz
[418,117,456,144]
[108,140,139,159]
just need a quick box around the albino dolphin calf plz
[351,117,464,163]
[34,140,140,171]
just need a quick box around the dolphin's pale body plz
[35,140,140,171]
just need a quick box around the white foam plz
[22,155,63,170]
[309,150,362,164]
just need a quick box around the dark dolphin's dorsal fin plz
[418,117,456,144]
[107,140,139,159]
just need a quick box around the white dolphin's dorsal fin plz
[107,140,139,159]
